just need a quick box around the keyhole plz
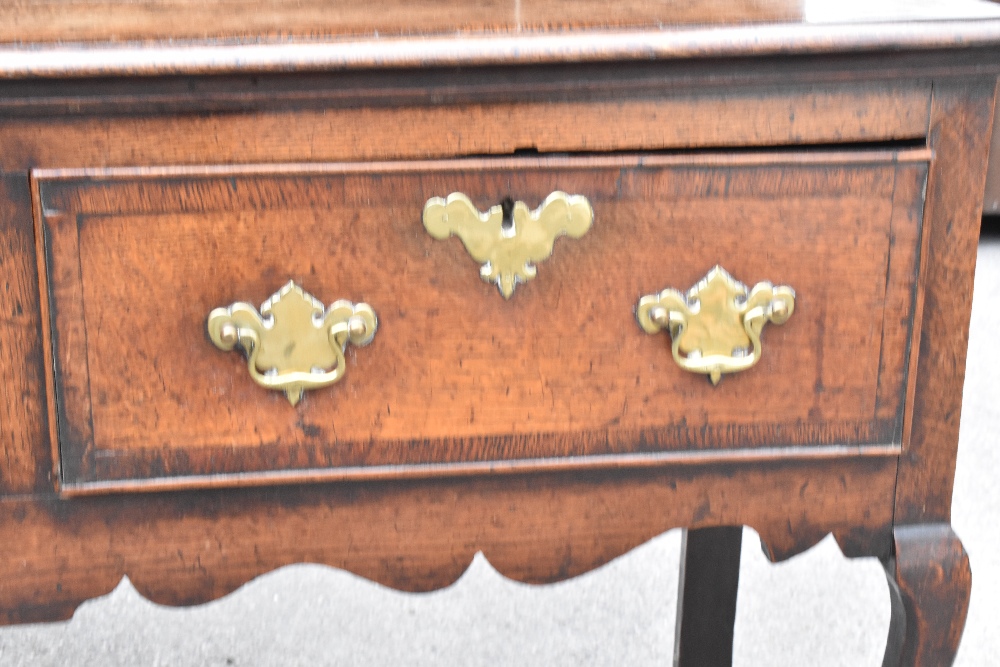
[500,197,515,232]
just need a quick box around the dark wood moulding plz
[1,20,1000,78]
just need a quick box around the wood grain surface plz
[882,524,972,667]
[0,456,896,626]
[894,79,997,525]
[0,81,931,171]
[36,152,926,491]
[0,7,999,78]
[0,8,992,653]
[0,0,805,44]
[0,0,996,47]
[0,174,54,495]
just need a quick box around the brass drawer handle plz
[636,266,795,385]
[422,191,593,298]
[207,281,377,405]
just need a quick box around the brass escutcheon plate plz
[422,191,593,298]
[636,266,795,385]
[207,281,377,405]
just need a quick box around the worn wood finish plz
[2,0,1000,41]
[894,79,997,525]
[0,81,932,171]
[882,524,971,667]
[0,174,53,495]
[674,526,743,667]
[2,16,1000,78]
[0,456,895,626]
[0,4,995,661]
[0,0,802,45]
[0,0,808,44]
[36,153,925,491]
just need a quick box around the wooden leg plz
[674,526,743,667]
[882,524,972,667]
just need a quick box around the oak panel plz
[37,152,926,491]
[894,79,997,524]
[0,83,931,170]
[0,174,53,494]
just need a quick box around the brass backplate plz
[207,281,377,405]
[636,266,795,385]
[423,191,593,298]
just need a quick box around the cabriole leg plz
[882,524,971,667]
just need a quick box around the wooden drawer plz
[36,150,928,494]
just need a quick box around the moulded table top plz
[2,1,1000,78]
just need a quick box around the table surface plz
[3,0,1000,43]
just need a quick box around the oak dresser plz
[1,1,999,664]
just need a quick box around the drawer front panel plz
[36,153,926,491]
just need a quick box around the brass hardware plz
[423,191,593,298]
[636,266,795,385]
[207,281,377,405]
